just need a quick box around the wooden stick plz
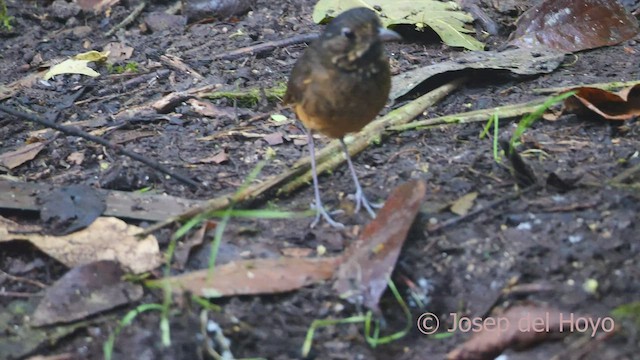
[532,79,640,94]
[389,98,547,132]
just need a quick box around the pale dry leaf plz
[0,142,46,169]
[75,0,120,12]
[0,216,161,274]
[66,151,85,165]
[103,42,134,63]
[187,98,234,119]
[450,192,478,216]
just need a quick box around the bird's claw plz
[349,189,381,219]
[310,203,345,228]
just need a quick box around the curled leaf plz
[508,0,639,52]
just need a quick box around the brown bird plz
[284,7,401,228]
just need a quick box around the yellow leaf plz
[450,191,478,216]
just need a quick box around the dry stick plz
[139,79,464,235]
[532,79,640,94]
[389,98,549,132]
[426,185,541,234]
[209,34,319,61]
[95,69,172,97]
[609,162,640,184]
[105,1,147,37]
[0,104,200,189]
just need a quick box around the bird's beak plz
[378,27,402,42]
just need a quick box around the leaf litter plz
[0,0,633,358]
[150,180,426,304]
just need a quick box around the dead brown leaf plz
[0,142,46,169]
[197,150,230,164]
[32,260,143,326]
[0,216,161,274]
[154,256,341,297]
[103,42,134,63]
[174,221,216,269]
[263,132,284,145]
[187,98,234,119]
[508,0,639,52]
[333,179,427,311]
[447,305,582,360]
[565,84,640,120]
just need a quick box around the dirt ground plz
[1,0,639,359]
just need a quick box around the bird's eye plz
[341,27,355,40]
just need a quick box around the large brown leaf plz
[152,257,340,297]
[333,179,427,311]
[32,261,142,326]
[447,304,592,360]
[508,0,639,52]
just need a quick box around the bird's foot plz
[349,188,382,219]
[310,203,345,228]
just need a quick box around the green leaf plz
[44,51,109,80]
[270,114,288,122]
[313,0,484,51]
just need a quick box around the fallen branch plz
[140,78,464,235]
[207,33,318,61]
[532,79,640,94]
[609,162,640,185]
[389,98,548,132]
[0,180,202,221]
[426,185,540,233]
[0,104,200,189]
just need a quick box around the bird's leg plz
[307,130,345,228]
[339,138,379,218]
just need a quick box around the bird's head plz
[319,7,401,71]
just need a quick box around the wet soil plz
[1,0,639,359]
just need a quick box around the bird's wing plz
[283,48,318,105]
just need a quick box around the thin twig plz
[389,98,548,132]
[0,269,48,288]
[426,185,541,234]
[105,1,147,37]
[95,69,171,97]
[532,79,640,94]
[0,290,42,297]
[209,33,318,61]
[0,104,200,189]
[609,162,640,184]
